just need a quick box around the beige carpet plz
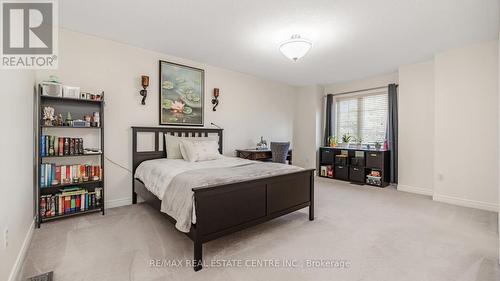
[21,178,499,281]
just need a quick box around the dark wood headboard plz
[131,126,223,173]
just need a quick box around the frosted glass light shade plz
[279,35,312,62]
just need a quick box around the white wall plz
[433,41,499,211]
[292,85,324,169]
[36,29,296,207]
[398,61,435,195]
[0,70,36,281]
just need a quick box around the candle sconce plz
[212,88,220,111]
[140,75,149,105]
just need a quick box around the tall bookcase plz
[35,88,105,228]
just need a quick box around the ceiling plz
[59,0,499,86]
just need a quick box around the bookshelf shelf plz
[35,86,105,228]
[40,181,102,195]
[41,153,102,159]
[41,179,102,190]
[41,207,102,222]
[41,125,102,129]
[40,95,103,104]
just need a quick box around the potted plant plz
[328,136,338,148]
[355,136,363,148]
[341,134,352,148]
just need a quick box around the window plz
[335,92,388,144]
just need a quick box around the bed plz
[132,126,315,271]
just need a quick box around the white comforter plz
[134,156,303,232]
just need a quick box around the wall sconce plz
[212,88,220,111]
[140,75,149,105]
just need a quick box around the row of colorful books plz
[40,188,103,218]
[40,135,84,156]
[40,163,102,187]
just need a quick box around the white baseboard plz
[433,194,499,212]
[8,219,35,281]
[397,184,433,196]
[105,197,131,209]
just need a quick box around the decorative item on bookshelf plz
[43,107,55,126]
[62,86,81,99]
[41,81,62,97]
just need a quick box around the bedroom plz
[0,0,499,280]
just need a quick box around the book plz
[46,164,50,185]
[60,165,66,183]
[53,136,57,155]
[58,137,64,155]
[65,165,70,181]
[64,196,70,213]
[69,138,75,155]
[50,195,56,216]
[40,196,46,218]
[49,136,55,155]
[51,164,56,185]
[63,137,68,155]
[80,194,85,211]
[55,166,61,183]
[40,164,46,188]
[40,135,45,156]
[58,195,63,215]
[45,135,49,157]
[79,138,84,154]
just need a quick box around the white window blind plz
[335,92,388,144]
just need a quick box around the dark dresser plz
[319,147,390,187]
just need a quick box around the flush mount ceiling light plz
[279,34,312,62]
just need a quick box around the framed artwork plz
[159,60,204,126]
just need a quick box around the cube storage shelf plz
[319,147,390,187]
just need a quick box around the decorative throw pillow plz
[180,139,222,162]
[164,134,218,159]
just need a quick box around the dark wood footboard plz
[192,169,314,269]
[132,126,315,271]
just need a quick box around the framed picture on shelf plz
[159,60,204,126]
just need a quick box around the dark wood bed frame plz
[132,126,315,271]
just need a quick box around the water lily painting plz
[159,60,204,126]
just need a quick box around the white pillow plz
[180,139,222,162]
[164,134,218,159]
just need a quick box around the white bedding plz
[135,156,255,199]
[134,156,304,232]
